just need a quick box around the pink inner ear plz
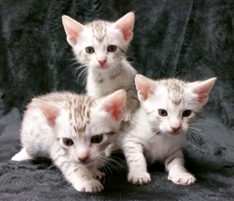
[114,12,134,42]
[197,95,208,104]
[44,107,60,126]
[192,77,216,105]
[139,86,151,101]
[62,15,84,45]
[34,99,61,127]
[135,75,154,101]
[99,90,126,121]
[117,25,133,41]
[67,30,79,45]
[105,104,123,121]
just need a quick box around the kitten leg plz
[11,148,32,161]
[124,142,151,185]
[53,155,103,193]
[165,150,196,185]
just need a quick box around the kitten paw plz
[11,148,32,161]
[128,171,151,185]
[168,172,196,185]
[74,180,104,193]
[123,113,132,122]
[91,169,105,180]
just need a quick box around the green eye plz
[107,45,117,52]
[158,109,167,116]
[183,110,192,117]
[91,135,103,143]
[63,138,74,146]
[85,46,95,54]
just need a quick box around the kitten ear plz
[189,77,217,105]
[97,90,126,121]
[135,74,155,102]
[33,99,62,127]
[113,12,135,42]
[62,15,85,46]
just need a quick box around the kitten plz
[11,90,126,193]
[119,74,216,186]
[62,12,139,121]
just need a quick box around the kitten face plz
[135,75,216,137]
[35,90,126,166]
[55,106,121,165]
[144,85,198,136]
[62,12,134,71]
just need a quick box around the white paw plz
[128,171,151,185]
[123,113,132,122]
[90,169,105,180]
[74,180,104,193]
[168,172,196,185]
[11,148,32,161]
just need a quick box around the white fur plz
[12,90,126,193]
[62,13,139,121]
[119,75,216,186]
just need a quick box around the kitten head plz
[33,90,126,165]
[135,74,216,136]
[62,12,134,71]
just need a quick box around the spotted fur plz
[62,12,139,121]
[11,90,126,193]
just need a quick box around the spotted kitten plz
[12,90,126,193]
[119,74,216,186]
[62,12,139,121]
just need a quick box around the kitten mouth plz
[79,160,93,166]
[97,64,109,70]
[167,131,180,136]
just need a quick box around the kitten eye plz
[91,135,103,143]
[107,45,117,52]
[158,109,167,116]
[63,138,74,146]
[85,46,95,54]
[183,110,192,117]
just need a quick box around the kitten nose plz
[98,59,106,65]
[78,155,89,162]
[171,126,181,132]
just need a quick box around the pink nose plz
[98,60,106,65]
[171,126,181,132]
[78,155,89,162]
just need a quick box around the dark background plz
[0,0,234,200]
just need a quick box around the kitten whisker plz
[105,159,123,177]
[188,126,206,137]
[189,122,213,128]
[109,155,126,165]
[107,157,124,168]
[67,61,79,71]
[187,130,203,147]
[101,158,113,180]
[76,67,87,84]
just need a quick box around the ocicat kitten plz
[116,74,216,186]
[12,90,126,193]
[62,12,139,121]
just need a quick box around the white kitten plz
[62,12,139,121]
[12,90,126,193]
[119,74,216,186]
